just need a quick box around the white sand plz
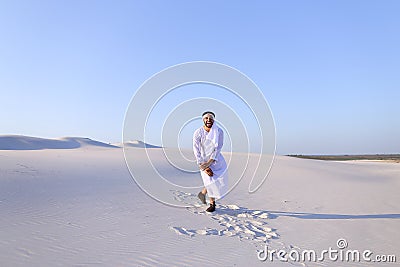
[0,136,399,266]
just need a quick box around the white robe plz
[193,125,228,199]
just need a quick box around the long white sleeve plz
[193,128,202,165]
[210,128,223,161]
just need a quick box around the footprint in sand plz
[169,190,279,246]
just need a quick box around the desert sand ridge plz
[0,135,118,150]
[115,140,161,148]
[0,135,163,150]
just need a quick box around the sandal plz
[197,192,206,204]
[206,202,216,212]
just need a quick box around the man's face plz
[203,115,214,128]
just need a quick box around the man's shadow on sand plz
[209,205,400,220]
[260,211,400,220]
[212,205,400,220]
[172,190,400,221]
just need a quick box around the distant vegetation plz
[287,154,400,162]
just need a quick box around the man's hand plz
[204,167,213,177]
[199,159,215,170]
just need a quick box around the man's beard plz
[204,121,213,128]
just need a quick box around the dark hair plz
[202,111,215,118]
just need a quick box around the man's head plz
[202,111,215,129]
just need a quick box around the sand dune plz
[115,140,161,148]
[0,135,161,150]
[0,139,399,266]
[0,135,118,150]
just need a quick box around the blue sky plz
[1,0,399,154]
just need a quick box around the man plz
[193,111,228,212]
